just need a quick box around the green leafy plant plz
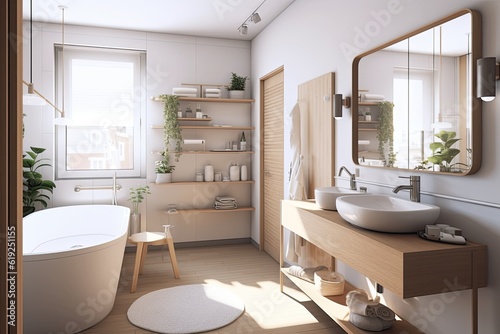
[376,101,395,167]
[23,146,56,217]
[227,72,249,91]
[427,130,467,172]
[159,94,182,161]
[128,185,151,215]
[155,151,175,174]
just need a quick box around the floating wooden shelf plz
[177,117,213,122]
[163,207,255,214]
[151,125,254,130]
[152,180,254,186]
[152,96,254,103]
[150,150,254,155]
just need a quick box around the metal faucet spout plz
[392,175,420,202]
[338,166,357,190]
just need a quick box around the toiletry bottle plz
[240,165,248,181]
[196,103,202,119]
[185,105,193,118]
[196,172,203,182]
[229,163,240,181]
[240,131,247,151]
[204,164,214,182]
[177,108,183,118]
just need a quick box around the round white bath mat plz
[127,284,245,333]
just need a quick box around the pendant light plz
[53,5,69,125]
[23,0,46,105]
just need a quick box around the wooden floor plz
[82,243,346,334]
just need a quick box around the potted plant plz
[159,94,183,161]
[364,111,372,122]
[22,146,56,217]
[128,185,151,235]
[227,72,249,99]
[155,151,175,183]
[376,101,395,167]
[427,130,467,173]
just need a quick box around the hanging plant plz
[159,94,182,161]
[376,101,395,167]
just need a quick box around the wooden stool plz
[129,225,179,292]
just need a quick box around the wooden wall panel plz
[298,72,335,196]
[295,73,335,269]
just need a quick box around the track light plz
[251,13,261,23]
[237,0,265,36]
[477,57,499,102]
[239,25,248,35]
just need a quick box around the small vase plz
[156,173,172,184]
[229,90,245,99]
[130,213,141,236]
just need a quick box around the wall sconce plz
[477,57,499,102]
[334,94,351,119]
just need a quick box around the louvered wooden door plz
[261,69,284,262]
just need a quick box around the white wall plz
[251,0,499,333]
[22,22,251,238]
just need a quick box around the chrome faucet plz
[338,166,356,190]
[392,175,420,202]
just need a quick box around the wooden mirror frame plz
[352,8,482,175]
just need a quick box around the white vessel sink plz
[314,187,366,211]
[336,195,440,233]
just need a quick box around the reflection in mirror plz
[352,9,482,175]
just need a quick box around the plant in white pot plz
[155,152,175,183]
[128,185,151,235]
[227,72,249,99]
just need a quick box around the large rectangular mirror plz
[352,9,482,175]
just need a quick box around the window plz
[393,68,433,169]
[55,45,146,179]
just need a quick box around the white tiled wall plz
[23,21,251,242]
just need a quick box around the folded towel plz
[361,93,385,101]
[175,93,197,97]
[349,313,394,331]
[205,93,221,98]
[287,265,328,283]
[346,289,395,321]
[215,196,236,203]
[173,87,198,94]
[205,88,221,93]
[213,202,237,210]
[370,304,395,321]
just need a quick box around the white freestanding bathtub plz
[23,205,130,334]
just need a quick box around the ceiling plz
[23,0,295,40]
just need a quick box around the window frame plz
[54,45,147,179]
